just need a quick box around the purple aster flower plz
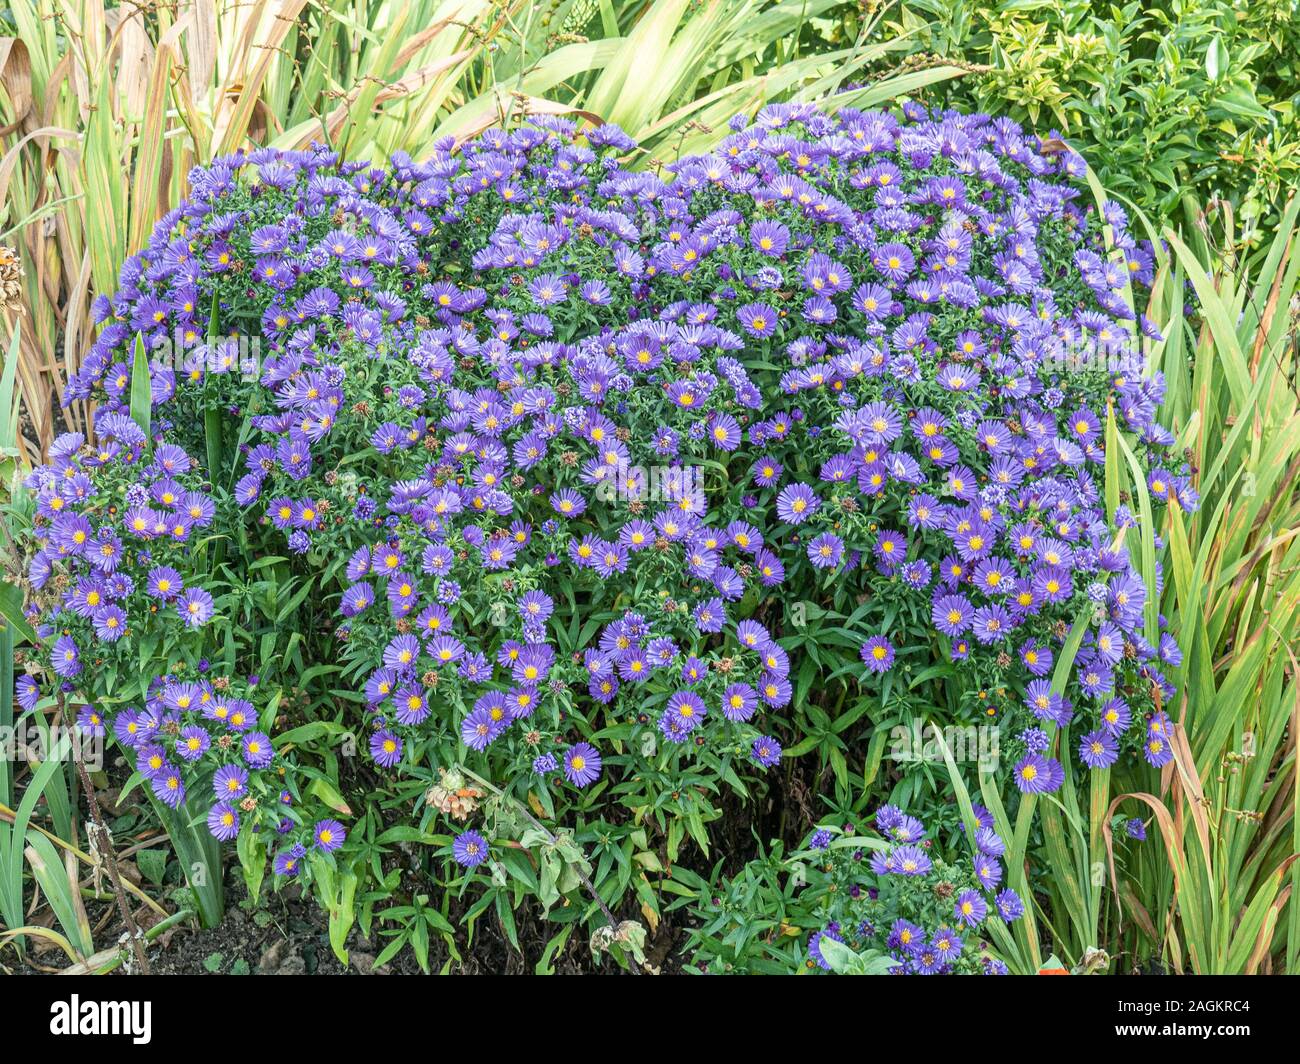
[995,888,1025,921]
[860,636,895,673]
[752,456,783,487]
[722,682,757,722]
[1013,753,1063,794]
[973,853,1003,891]
[563,742,602,787]
[207,801,240,841]
[213,763,248,800]
[16,675,40,711]
[954,889,987,928]
[693,597,726,633]
[666,689,706,732]
[370,729,403,768]
[178,586,215,627]
[974,827,1005,857]
[91,604,127,642]
[931,594,972,636]
[383,634,421,669]
[176,725,210,761]
[1099,698,1132,735]
[1078,728,1118,769]
[751,735,782,768]
[1144,732,1174,767]
[314,819,346,852]
[146,565,184,599]
[750,220,790,256]
[76,704,106,737]
[736,301,779,337]
[775,482,819,524]
[930,926,963,964]
[889,918,924,955]
[519,589,554,625]
[151,766,186,808]
[807,532,844,569]
[274,848,304,877]
[891,844,931,876]
[241,731,273,768]
[461,706,501,750]
[52,634,81,678]
[453,829,489,868]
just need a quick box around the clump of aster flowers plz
[801,805,1023,975]
[22,99,1192,919]
[92,667,326,857]
[21,425,221,698]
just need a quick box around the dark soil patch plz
[138,866,685,975]
[152,875,392,975]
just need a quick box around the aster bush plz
[13,97,1194,971]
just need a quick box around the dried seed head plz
[0,246,24,314]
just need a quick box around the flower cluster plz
[804,805,1023,975]
[85,664,339,873]
[20,428,219,700]
[24,99,1192,868]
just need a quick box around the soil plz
[150,869,681,975]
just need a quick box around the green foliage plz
[890,0,1300,239]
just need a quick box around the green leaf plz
[1205,37,1227,81]
[0,581,37,644]
[25,834,93,958]
[129,333,152,441]
[816,935,899,975]
[135,848,168,886]
[308,777,353,816]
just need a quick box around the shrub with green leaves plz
[888,0,1300,237]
